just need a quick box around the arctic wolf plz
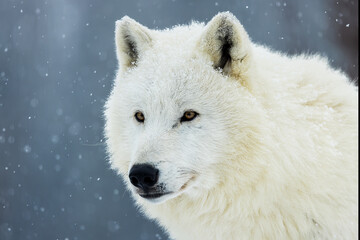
[104,12,358,240]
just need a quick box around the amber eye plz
[180,110,198,122]
[134,111,145,123]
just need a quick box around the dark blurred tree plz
[331,0,358,83]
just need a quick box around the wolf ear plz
[115,16,153,71]
[198,12,252,78]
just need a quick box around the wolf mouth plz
[136,175,197,201]
[139,192,172,199]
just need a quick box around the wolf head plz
[105,12,259,204]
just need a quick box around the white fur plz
[104,12,358,240]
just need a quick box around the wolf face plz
[105,13,254,204]
[103,11,359,240]
[104,12,358,239]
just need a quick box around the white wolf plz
[104,12,358,240]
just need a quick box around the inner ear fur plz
[198,12,252,79]
[115,16,153,71]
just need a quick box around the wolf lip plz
[139,192,171,199]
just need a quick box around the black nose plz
[129,164,159,190]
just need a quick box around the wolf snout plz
[129,164,159,190]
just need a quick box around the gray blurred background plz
[0,0,358,239]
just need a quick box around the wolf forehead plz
[118,30,223,89]
[118,68,228,119]
[116,57,237,120]
[116,48,234,113]
[113,20,242,109]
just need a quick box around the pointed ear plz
[115,16,153,71]
[198,12,252,78]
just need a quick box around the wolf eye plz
[180,110,198,122]
[134,111,145,123]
